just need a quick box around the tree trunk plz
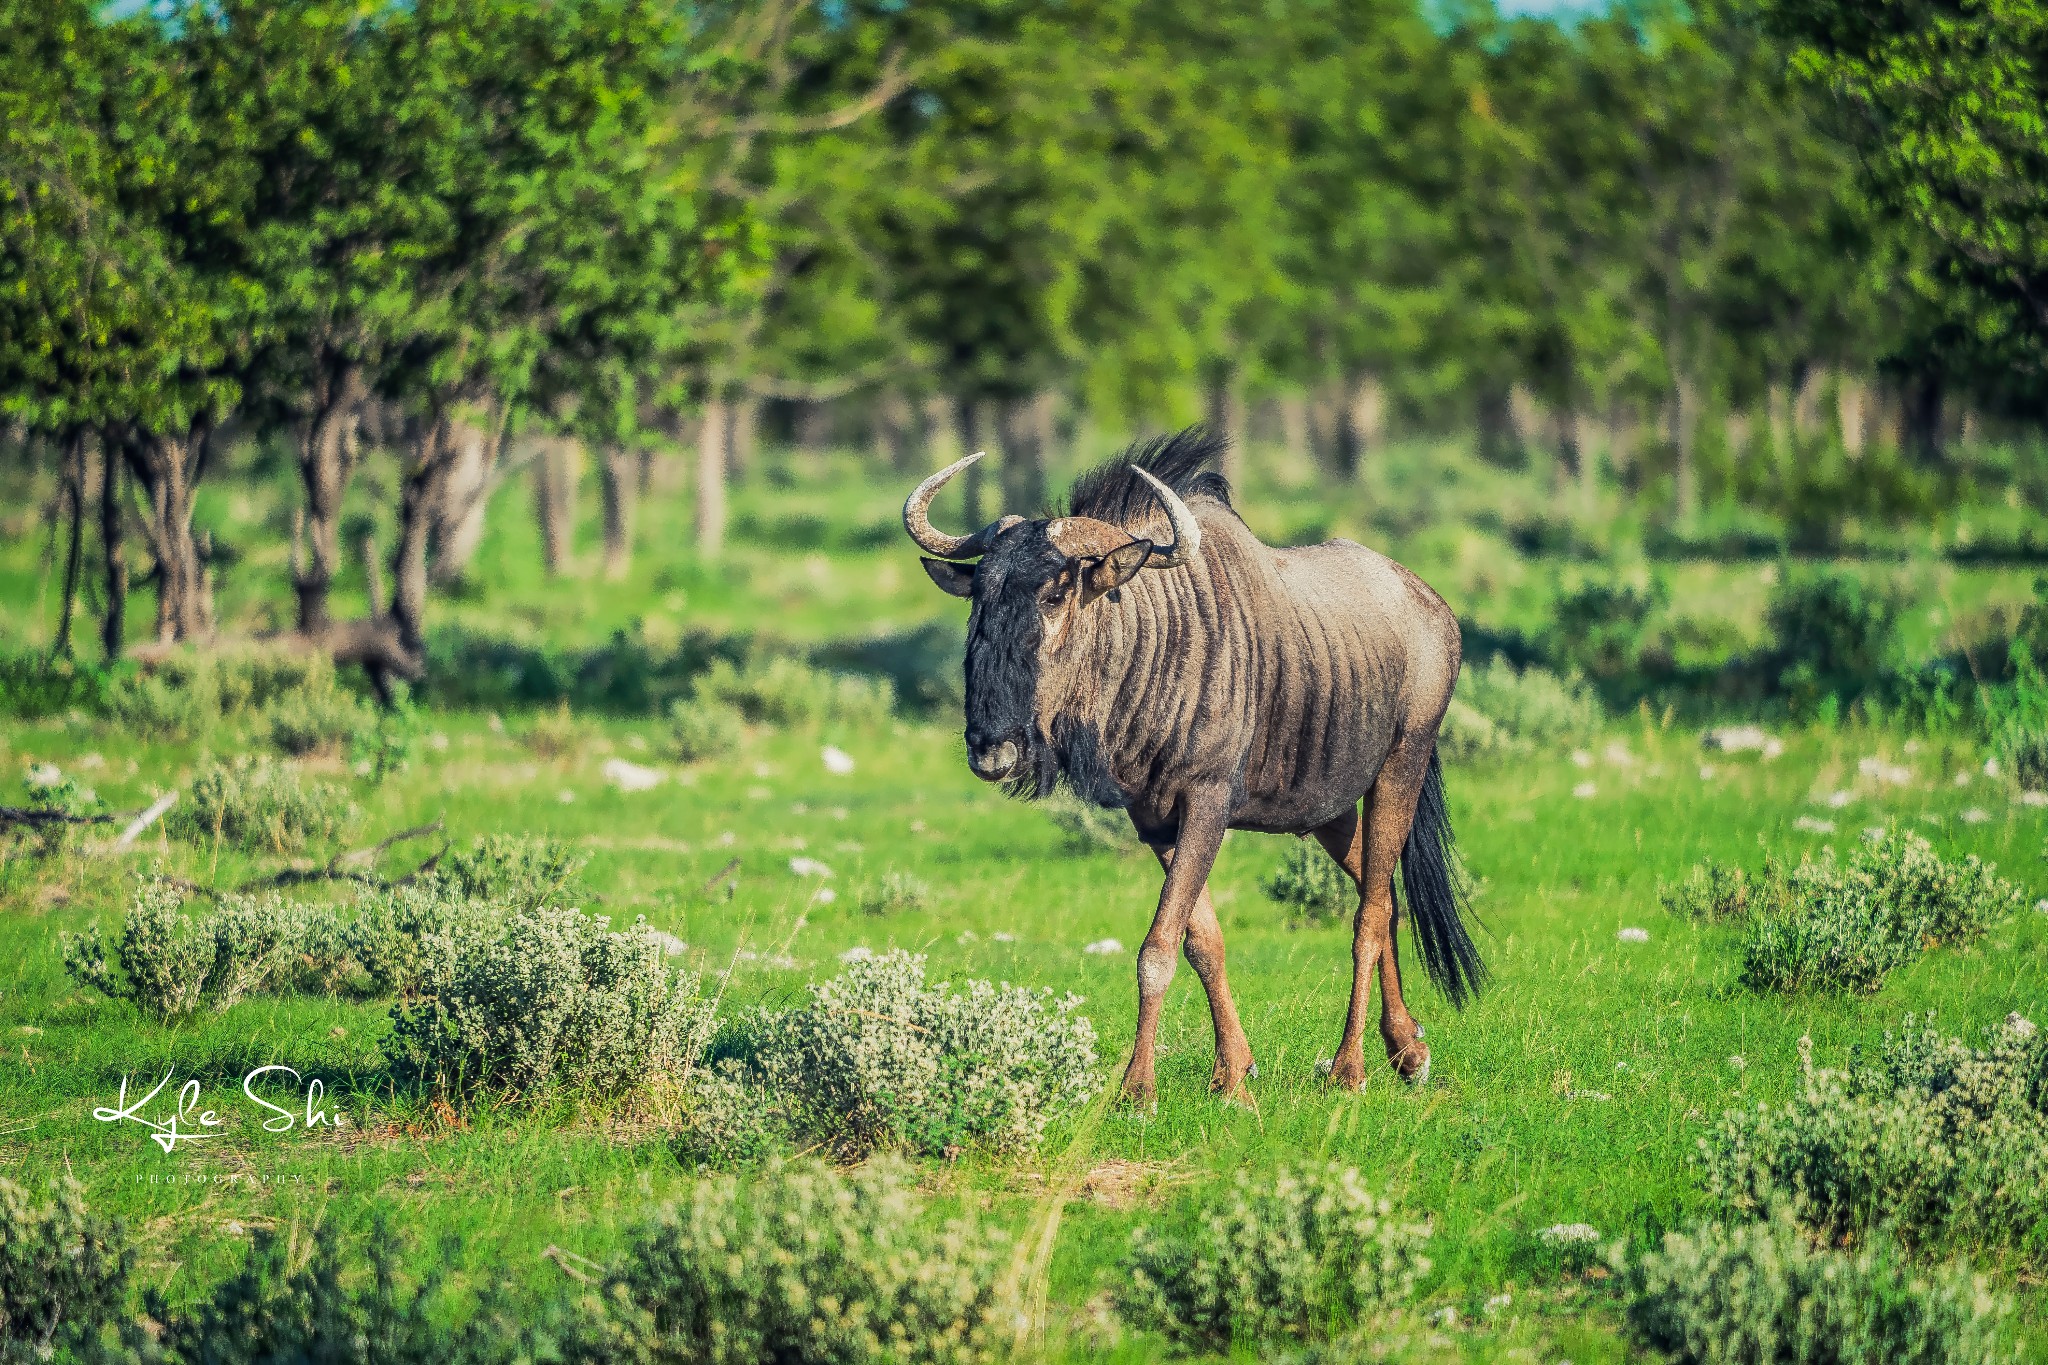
[728,394,758,480]
[292,363,366,634]
[1836,376,1867,457]
[1903,372,1945,467]
[1568,409,1600,505]
[531,437,579,576]
[1724,408,1753,464]
[1669,376,1699,526]
[1475,386,1517,467]
[697,394,728,559]
[795,400,831,455]
[1766,381,1792,459]
[1277,391,1311,464]
[391,414,453,656]
[1793,366,1826,438]
[875,390,916,473]
[1508,383,1545,457]
[428,420,494,585]
[1308,382,1342,471]
[54,430,89,657]
[1205,360,1247,487]
[100,431,126,661]
[600,444,637,580]
[126,423,212,644]
[998,394,1051,513]
[1338,370,1385,475]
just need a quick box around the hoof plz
[1322,1057,1367,1091]
[1390,1041,1431,1087]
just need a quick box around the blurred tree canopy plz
[0,0,2037,676]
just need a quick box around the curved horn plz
[903,452,1016,559]
[1134,468,1201,569]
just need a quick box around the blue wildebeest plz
[906,427,1482,1102]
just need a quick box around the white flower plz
[2034,899,2047,915]
[821,745,857,775]
[1485,1293,1512,1315]
[1727,1054,1746,1071]
[428,733,449,751]
[1426,1307,1459,1329]
[602,757,663,792]
[1570,750,1593,769]
[77,752,105,769]
[1572,782,1597,799]
[812,887,838,905]
[957,930,979,944]
[487,713,504,733]
[789,856,833,877]
[1863,826,1887,841]
[910,819,927,833]
[839,945,874,964]
[1571,1089,1612,1101]
[625,733,648,752]
[1960,807,1990,824]
[1857,756,1912,785]
[1539,1223,1600,1246]
[716,830,737,847]
[2006,1012,2037,1039]
[1793,815,1835,833]
[1083,938,1124,955]
[1616,927,1649,943]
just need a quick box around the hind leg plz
[1311,742,1433,1087]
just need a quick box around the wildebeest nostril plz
[969,739,1019,781]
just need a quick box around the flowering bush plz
[382,905,715,1104]
[665,697,745,762]
[1261,841,1353,926]
[164,756,358,856]
[1699,1015,2048,1252]
[577,1158,1010,1365]
[1115,1162,1431,1354]
[1660,857,1770,923]
[1623,1211,2008,1365]
[1441,658,1603,763]
[1739,829,2025,993]
[698,950,1097,1159]
[436,833,589,907]
[0,1179,130,1365]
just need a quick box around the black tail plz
[1398,749,1487,1009]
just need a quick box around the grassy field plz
[2,437,2046,1360]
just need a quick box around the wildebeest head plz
[905,451,1200,789]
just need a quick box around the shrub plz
[1661,857,1770,923]
[1623,1211,2008,1365]
[1698,1015,2048,1252]
[1740,830,2026,994]
[102,645,343,741]
[1984,642,2048,789]
[1435,697,1505,764]
[263,684,373,757]
[714,950,1097,1157]
[856,871,930,915]
[382,906,715,1104]
[1038,787,1140,855]
[1115,1162,1432,1354]
[1453,657,1604,750]
[0,1179,130,1365]
[579,1158,1010,1365]
[521,700,588,758]
[164,756,358,856]
[1546,578,1667,683]
[0,649,109,720]
[342,880,499,997]
[1261,842,1353,926]
[1761,569,1901,714]
[693,655,893,729]
[437,833,589,907]
[665,698,744,763]
[670,1060,790,1166]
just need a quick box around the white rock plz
[839,945,874,964]
[1602,742,1637,767]
[1572,782,1597,799]
[1857,757,1912,786]
[556,789,578,804]
[1955,769,1973,787]
[1794,815,1835,834]
[602,757,664,792]
[992,931,1018,942]
[2020,791,2048,807]
[812,887,838,905]
[1864,826,1888,841]
[789,857,834,878]
[1698,764,1717,781]
[1570,750,1593,769]
[1705,725,1773,753]
[1825,789,1853,808]
[821,745,856,775]
[1083,937,1124,955]
[1985,757,2001,777]
[2006,1012,2037,1039]
[24,763,60,788]
[648,930,689,956]
[1960,807,1990,824]
[77,753,105,769]
[1616,927,1649,943]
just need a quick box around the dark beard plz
[1006,717,1128,809]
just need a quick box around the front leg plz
[1121,793,1231,1106]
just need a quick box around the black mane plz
[1063,425,1234,528]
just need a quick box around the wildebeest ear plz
[921,557,976,598]
[1080,539,1153,606]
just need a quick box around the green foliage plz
[0,1178,129,1365]
[382,906,715,1105]
[691,656,893,730]
[707,950,1098,1158]
[61,880,342,1022]
[1547,579,1668,685]
[164,756,359,856]
[341,881,499,999]
[1446,658,1603,758]
[0,650,109,720]
[1739,829,2026,994]
[436,834,590,908]
[1983,642,2048,789]
[1037,787,1141,856]
[1261,842,1353,927]
[265,686,375,758]
[346,704,424,783]
[1699,1015,2048,1253]
[664,698,744,763]
[1763,570,1902,716]
[671,1061,790,1167]
[1660,857,1771,924]
[1115,1162,1432,1354]
[101,648,345,742]
[1623,1211,2009,1365]
[579,1158,1011,1365]
[855,871,930,916]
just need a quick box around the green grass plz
[1,439,2046,1359]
